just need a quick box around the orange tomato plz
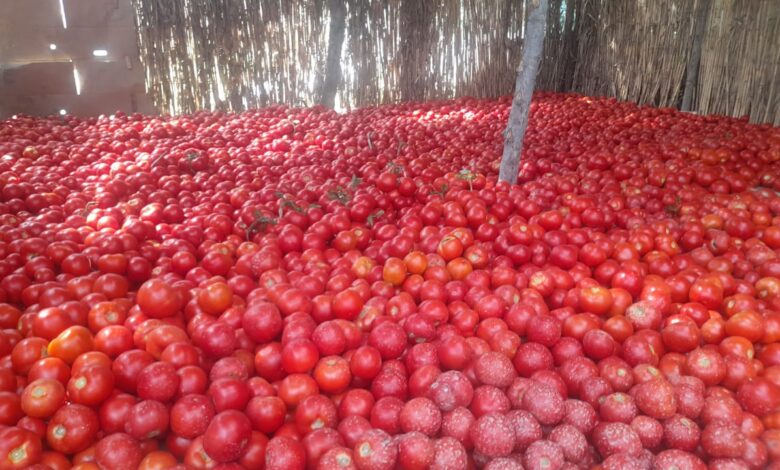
[446,257,473,281]
[403,251,428,275]
[48,326,94,365]
[382,257,407,286]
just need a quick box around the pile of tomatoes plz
[0,92,780,469]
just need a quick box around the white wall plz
[0,0,156,118]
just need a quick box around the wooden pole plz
[320,0,346,108]
[561,0,577,92]
[681,0,711,112]
[499,0,548,184]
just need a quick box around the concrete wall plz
[0,0,156,119]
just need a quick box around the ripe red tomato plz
[314,355,352,393]
[202,410,252,462]
[21,378,65,419]
[0,426,43,469]
[136,279,182,318]
[332,290,364,321]
[94,433,143,470]
[196,282,232,315]
[46,404,100,454]
[67,364,114,406]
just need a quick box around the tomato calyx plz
[336,452,352,466]
[358,442,372,458]
[429,183,448,197]
[456,168,476,191]
[246,210,277,240]
[327,186,351,205]
[52,425,66,439]
[366,210,384,228]
[8,445,28,464]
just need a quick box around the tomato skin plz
[46,404,100,454]
[21,378,66,419]
[246,395,286,434]
[685,347,726,386]
[145,325,189,359]
[662,319,701,353]
[12,337,49,374]
[242,302,283,343]
[383,257,408,286]
[125,400,169,441]
[579,286,613,315]
[437,236,464,261]
[197,282,232,315]
[738,378,780,417]
[281,338,319,374]
[279,373,319,407]
[314,355,352,394]
[137,450,179,470]
[192,321,236,358]
[112,349,155,394]
[202,410,253,462]
[88,301,126,333]
[265,436,306,470]
[0,303,22,329]
[99,394,137,434]
[31,307,73,340]
[332,290,364,321]
[72,351,112,375]
[295,394,339,434]
[136,361,180,402]
[94,433,143,470]
[725,310,764,342]
[28,357,70,386]
[171,394,215,439]
[0,426,43,469]
[93,273,130,300]
[136,279,182,319]
[0,391,24,426]
[39,450,71,470]
[582,329,616,360]
[48,326,94,365]
[67,365,115,406]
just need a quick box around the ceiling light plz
[73,66,81,95]
[59,0,67,29]
[59,109,67,116]
[49,44,57,51]
[92,49,108,57]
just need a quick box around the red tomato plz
[136,279,182,318]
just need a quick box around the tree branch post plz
[561,0,578,92]
[681,0,711,112]
[498,0,548,185]
[320,0,347,108]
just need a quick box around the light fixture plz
[73,66,81,95]
[49,44,57,51]
[92,49,108,57]
[59,109,67,116]
[58,0,67,29]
